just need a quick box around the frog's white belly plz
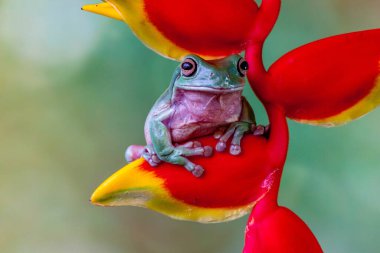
[168,89,242,143]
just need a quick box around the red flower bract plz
[145,0,259,56]
[141,135,276,208]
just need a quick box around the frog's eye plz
[237,58,249,77]
[181,58,197,77]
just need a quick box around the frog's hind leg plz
[125,145,145,163]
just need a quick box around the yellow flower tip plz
[90,159,164,207]
[90,158,255,223]
[90,190,110,206]
[82,2,123,21]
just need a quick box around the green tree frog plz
[126,55,264,177]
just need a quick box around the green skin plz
[126,55,259,177]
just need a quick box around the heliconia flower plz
[84,0,380,251]
[242,29,380,252]
[90,104,323,252]
[91,109,288,223]
[82,0,279,60]
[248,29,380,127]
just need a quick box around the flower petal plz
[82,2,123,21]
[83,0,259,60]
[265,29,380,126]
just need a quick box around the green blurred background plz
[0,0,379,252]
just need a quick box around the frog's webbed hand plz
[149,109,212,177]
[215,122,252,155]
[215,97,256,156]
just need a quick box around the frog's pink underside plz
[144,89,243,145]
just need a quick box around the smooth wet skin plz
[126,55,258,177]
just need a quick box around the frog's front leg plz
[148,109,212,177]
[215,97,256,155]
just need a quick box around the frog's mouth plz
[176,85,244,93]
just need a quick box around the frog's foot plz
[190,165,205,178]
[183,161,205,178]
[215,122,251,156]
[142,147,161,167]
[125,145,145,163]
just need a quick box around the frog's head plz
[173,54,248,93]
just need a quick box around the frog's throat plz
[175,85,244,93]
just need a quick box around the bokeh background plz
[1,0,379,252]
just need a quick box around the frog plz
[126,54,264,177]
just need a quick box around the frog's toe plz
[253,125,265,136]
[213,127,227,139]
[193,141,202,148]
[144,156,160,167]
[230,144,242,156]
[143,157,153,167]
[192,165,205,178]
[216,141,227,152]
[176,141,203,149]
[265,125,270,135]
[142,148,161,167]
[203,146,213,157]
[151,154,161,164]
[176,146,213,158]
